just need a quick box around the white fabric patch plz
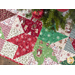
[0,41,18,59]
[14,53,32,65]
[6,27,24,40]
[12,17,24,32]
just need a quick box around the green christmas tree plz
[18,9,75,31]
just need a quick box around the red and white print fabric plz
[18,15,42,37]
[7,15,42,59]
[7,33,37,59]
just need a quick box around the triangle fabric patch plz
[38,27,68,44]
[64,25,75,54]
[64,38,75,54]
[0,27,5,39]
[0,9,16,21]
[7,33,37,59]
[69,37,75,51]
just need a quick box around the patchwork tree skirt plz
[0,9,75,65]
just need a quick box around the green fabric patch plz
[38,27,68,44]
[0,27,5,39]
[33,39,58,65]
[60,56,75,65]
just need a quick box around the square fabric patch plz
[64,25,75,54]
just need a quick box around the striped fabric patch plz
[69,25,75,38]
[64,25,75,54]
[64,38,75,54]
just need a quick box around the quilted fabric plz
[18,15,42,37]
[61,56,75,65]
[0,27,5,39]
[7,33,37,59]
[33,39,58,65]
[38,27,68,44]
[64,25,75,54]
[0,9,75,65]
[0,9,15,21]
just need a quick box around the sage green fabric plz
[38,27,68,44]
[0,27,5,39]
[33,39,58,65]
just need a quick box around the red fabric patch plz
[0,9,16,21]
[18,15,42,37]
[7,16,42,59]
[69,37,75,51]
[72,39,75,51]
[7,33,37,59]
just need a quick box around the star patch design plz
[18,15,42,37]
[7,33,37,59]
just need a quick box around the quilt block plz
[0,9,75,65]
[64,25,75,54]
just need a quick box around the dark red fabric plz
[0,9,16,21]
[18,15,42,37]
[69,37,75,51]
[7,16,42,59]
[72,39,75,51]
[7,33,37,59]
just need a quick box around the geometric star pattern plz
[18,15,42,37]
[33,39,58,65]
[38,27,68,44]
[0,9,74,65]
[7,33,37,59]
